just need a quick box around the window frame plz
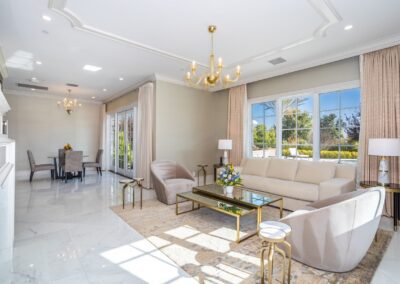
[247,80,360,162]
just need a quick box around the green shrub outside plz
[282,148,358,159]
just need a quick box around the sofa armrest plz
[318,178,355,201]
[234,166,243,174]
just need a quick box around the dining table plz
[48,153,89,179]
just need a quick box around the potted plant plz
[216,164,242,194]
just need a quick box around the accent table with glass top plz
[176,184,283,243]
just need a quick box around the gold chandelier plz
[185,25,241,88]
[57,89,82,115]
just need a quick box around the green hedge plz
[282,149,358,159]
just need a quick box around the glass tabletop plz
[193,184,282,208]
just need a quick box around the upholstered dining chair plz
[150,160,195,205]
[27,150,55,182]
[280,187,385,272]
[58,149,65,177]
[83,149,103,176]
[62,151,83,182]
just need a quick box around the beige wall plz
[155,81,228,173]
[106,89,138,113]
[5,93,102,171]
[247,57,360,99]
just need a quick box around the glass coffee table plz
[176,184,283,243]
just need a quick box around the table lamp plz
[218,139,232,165]
[368,138,400,185]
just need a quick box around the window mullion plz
[313,93,320,160]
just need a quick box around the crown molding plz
[3,89,103,105]
[48,0,341,69]
[0,47,9,79]
[210,32,400,92]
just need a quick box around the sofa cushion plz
[266,159,299,181]
[241,175,319,202]
[242,158,270,176]
[295,161,336,184]
[335,163,357,181]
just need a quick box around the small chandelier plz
[185,25,241,88]
[57,89,82,115]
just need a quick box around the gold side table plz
[197,164,208,186]
[120,178,144,209]
[360,181,400,231]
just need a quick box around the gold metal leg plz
[175,195,178,215]
[132,185,135,208]
[236,216,240,243]
[257,207,262,231]
[280,199,283,219]
[140,184,143,209]
[267,244,274,284]
[275,245,286,284]
[122,185,126,209]
[284,241,292,284]
[260,245,268,284]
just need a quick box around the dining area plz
[27,144,103,182]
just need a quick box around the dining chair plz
[27,150,55,182]
[58,149,65,177]
[62,151,83,182]
[83,149,103,177]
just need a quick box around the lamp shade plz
[368,138,400,156]
[218,139,232,150]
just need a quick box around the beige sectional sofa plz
[238,158,357,211]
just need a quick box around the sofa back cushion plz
[335,163,357,181]
[241,158,270,176]
[266,159,299,180]
[295,161,337,184]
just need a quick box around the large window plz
[319,88,360,162]
[282,96,313,159]
[251,101,276,157]
[248,87,360,162]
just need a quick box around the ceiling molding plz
[48,0,341,69]
[210,32,400,92]
[4,88,103,105]
[103,74,157,103]
[0,47,9,79]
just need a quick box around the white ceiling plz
[1,0,400,102]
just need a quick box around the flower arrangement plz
[216,164,242,187]
[64,143,73,151]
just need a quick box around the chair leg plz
[65,172,68,183]
[51,170,54,180]
[83,167,86,177]
[79,171,83,181]
[29,171,34,182]
[99,167,102,176]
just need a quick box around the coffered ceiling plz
[0,0,400,102]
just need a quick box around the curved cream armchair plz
[151,160,195,205]
[281,187,385,272]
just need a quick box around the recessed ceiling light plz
[119,77,124,81]
[344,25,353,31]
[35,60,42,65]
[102,88,107,92]
[91,96,96,99]
[83,65,102,72]
[31,77,39,82]
[31,88,35,91]
[42,15,52,22]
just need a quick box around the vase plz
[224,185,234,194]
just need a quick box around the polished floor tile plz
[0,172,195,283]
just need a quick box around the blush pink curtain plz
[227,85,247,166]
[359,45,400,216]
[137,82,154,189]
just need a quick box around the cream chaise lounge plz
[238,158,356,211]
[280,187,385,272]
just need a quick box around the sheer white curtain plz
[137,82,154,188]
[227,84,247,166]
[99,104,107,170]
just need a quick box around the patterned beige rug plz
[111,199,392,283]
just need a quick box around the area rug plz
[111,200,392,283]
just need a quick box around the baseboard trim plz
[16,169,100,181]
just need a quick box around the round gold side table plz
[360,181,400,231]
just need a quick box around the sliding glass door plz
[109,109,135,177]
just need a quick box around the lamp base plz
[378,158,390,186]
[223,150,228,165]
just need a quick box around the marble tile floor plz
[0,172,196,284]
[1,171,400,283]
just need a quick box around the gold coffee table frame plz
[176,185,283,243]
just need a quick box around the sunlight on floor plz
[187,233,231,253]
[201,264,247,284]
[228,251,261,266]
[162,244,200,266]
[209,227,248,241]
[165,225,200,239]
[148,235,171,248]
